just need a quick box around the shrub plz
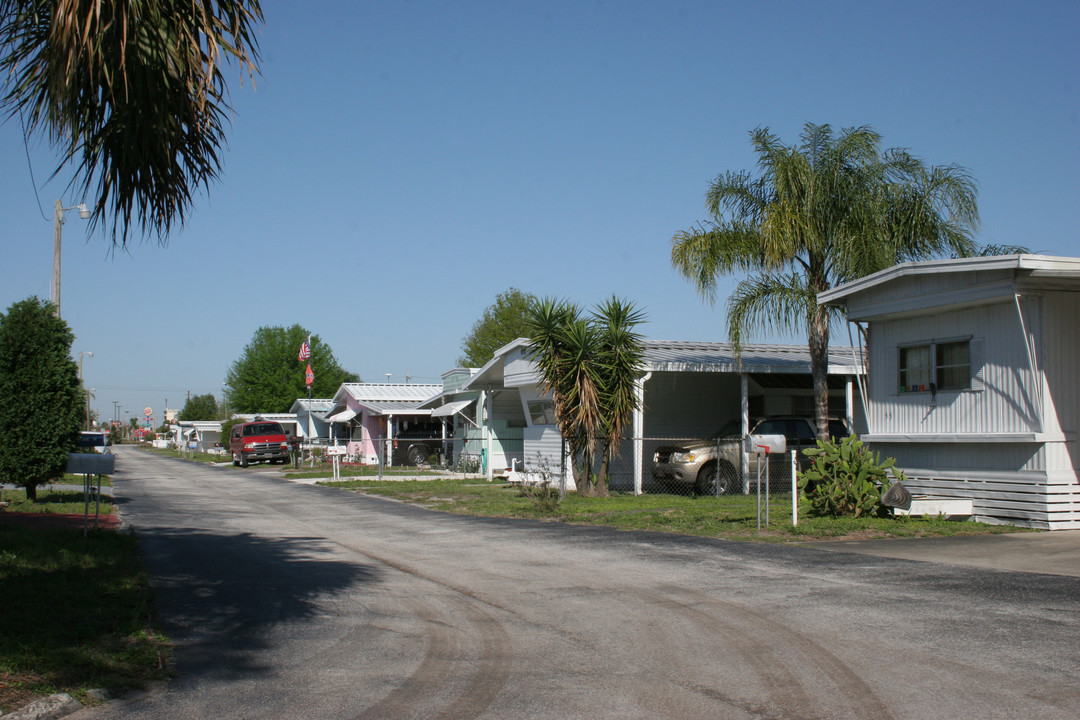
[516,454,562,515]
[798,435,906,518]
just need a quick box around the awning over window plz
[324,407,357,423]
[430,399,476,418]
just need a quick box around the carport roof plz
[463,338,863,391]
[643,341,862,374]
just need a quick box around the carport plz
[628,341,866,493]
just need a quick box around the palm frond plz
[1,0,264,246]
[725,272,818,352]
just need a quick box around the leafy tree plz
[526,296,645,496]
[0,297,82,501]
[225,325,358,414]
[178,393,219,422]
[458,288,538,367]
[0,0,264,245]
[671,123,980,437]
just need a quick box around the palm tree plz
[671,123,980,437]
[526,298,602,495]
[1,0,264,245]
[591,297,646,493]
[526,297,647,496]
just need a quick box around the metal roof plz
[642,340,861,374]
[430,398,477,417]
[462,338,862,390]
[290,398,335,413]
[324,384,441,421]
[337,383,441,403]
[819,254,1080,305]
[356,401,434,416]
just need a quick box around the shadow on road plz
[137,529,381,680]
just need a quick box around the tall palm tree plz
[1,0,264,245]
[671,123,979,437]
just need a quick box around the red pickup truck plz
[230,421,291,467]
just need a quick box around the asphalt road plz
[71,446,1080,719]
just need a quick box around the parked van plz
[230,421,290,467]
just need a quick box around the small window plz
[527,400,556,425]
[898,344,932,392]
[898,339,972,393]
[935,340,970,391]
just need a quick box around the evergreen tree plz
[0,297,83,501]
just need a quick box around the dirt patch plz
[0,671,46,715]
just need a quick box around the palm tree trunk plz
[596,443,611,497]
[808,307,831,439]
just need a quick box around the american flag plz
[298,336,311,361]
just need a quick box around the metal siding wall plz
[848,269,1014,316]
[871,442,1044,472]
[524,426,564,475]
[1040,291,1080,523]
[869,301,1039,437]
[1042,292,1080,458]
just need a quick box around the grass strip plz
[0,526,170,713]
[319,477,1031,542]
[1,489,115,515]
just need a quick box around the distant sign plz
[326,446,347,456]
[144,407,153,417]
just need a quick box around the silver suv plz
[651,416,850,495]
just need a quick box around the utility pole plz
[52,200,90,318]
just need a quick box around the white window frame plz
[897,336,975,394]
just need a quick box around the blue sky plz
[1,0,1077,423]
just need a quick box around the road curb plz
[0,693,82,720]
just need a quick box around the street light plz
[53,199,91,318]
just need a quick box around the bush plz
[798,435,906,518]
[515,454,562,515]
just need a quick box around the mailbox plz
[67,453,115,475]
[744,434,787,455]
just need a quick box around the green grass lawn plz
[142,446,227,464]
[1,487,114,515]
[318,477,1031,542]
[0,526,170,713]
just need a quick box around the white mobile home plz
[463,338,864,492]
[820,254,1080,529]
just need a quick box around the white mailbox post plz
[744,434,786,530]
[67,452,115,535]
[326,444,347,480]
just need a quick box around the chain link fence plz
[311,434,527,478]
[604,435,804,498]
[310,430,804,498]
